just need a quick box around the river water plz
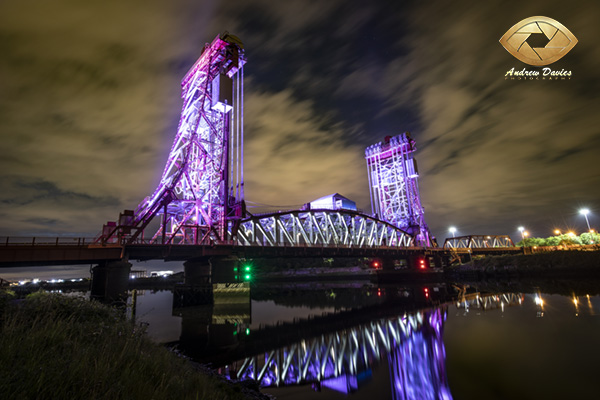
[128,281,600,400]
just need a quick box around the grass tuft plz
[0,291,254,399]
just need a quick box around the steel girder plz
[443,235,515,249]
[232,309,447,391]
[365,133,433,247]
[233,209,414,248]
[98,33,246,245]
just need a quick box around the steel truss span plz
[234,209,414,248]
[442,235,515,249]
[98,32,246,245]
[230,309,451,398]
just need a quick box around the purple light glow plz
[229,309,451,399]
[99,33,246,245]
[365,133,434,246]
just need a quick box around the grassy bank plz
[0,291,263,400]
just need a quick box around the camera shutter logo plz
[499,16,577,66]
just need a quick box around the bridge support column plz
[184,257,212,285]
[210,256,240,284]
[408,254,429,270]
[177,256,243,308]
[381,258,396,271]
[90,260,131,302]
[184,256,240,284]
[431,254,445,269]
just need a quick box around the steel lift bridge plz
[100,33,247,246]
[97,33,431,251]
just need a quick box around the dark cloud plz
[0,0,599,241]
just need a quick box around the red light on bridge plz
[419,259,426,269]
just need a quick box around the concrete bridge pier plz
[177,256,245,308]
[210,256,240,284]
[381,258,396,271]
[407,254,425,270]
[183,256,240,285]
[183,257,212,285]
[431,253,446,269]
[90,260,131,302]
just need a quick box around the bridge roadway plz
[0,237,523,268]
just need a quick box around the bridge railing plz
[0,237,96,246]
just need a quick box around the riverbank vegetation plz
[0,291,263,399]
[516,232,600,247]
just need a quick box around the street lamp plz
[518,226,525,240]
[579,208,591,231]
[554,229,561,235]
[449,227,456,238]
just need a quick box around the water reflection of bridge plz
[174,290,522,398]
[231,309,451,398]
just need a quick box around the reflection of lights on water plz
[534,295,544,307]
[535,294,545,318]
[586,294,594,313]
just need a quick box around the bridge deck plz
[0,237,523,267]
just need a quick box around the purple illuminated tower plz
[365,133,433,246]
[100,32,246,245]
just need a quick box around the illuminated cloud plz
[0,0,598,240]
[243,88,369,212]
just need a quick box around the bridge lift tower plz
[365,133,434,247]
[100,32,246,245]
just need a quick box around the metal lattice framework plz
[443,235,515,249]
[455,292,523,311]
[226,293,522,393]
[231,309,448,395]
[234,209,414,248]
[99,33,246,245]
[365,133,433,247]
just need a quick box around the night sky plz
[1,0,599,242]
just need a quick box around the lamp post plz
[580,208,591,232]
[518,226,525,241]
[449,227,456,238]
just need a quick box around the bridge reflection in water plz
[230,309,451,399]
[169,289,521,399]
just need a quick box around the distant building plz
[305,193,357,211]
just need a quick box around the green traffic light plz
[244,274,251,280]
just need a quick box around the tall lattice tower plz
[365,133,433,246]
[100,32,246,245]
